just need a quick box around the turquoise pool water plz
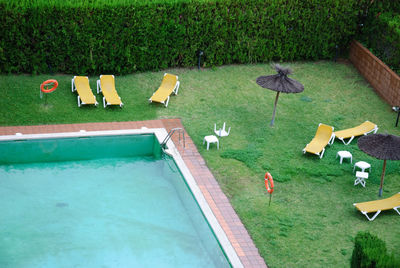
[0,135,230,267]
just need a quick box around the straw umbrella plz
[256,64,304,126]
[357,134,400,196]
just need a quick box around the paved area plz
[0,119,267,267]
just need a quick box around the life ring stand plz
[40,79,58,93]
[264,172,274,194]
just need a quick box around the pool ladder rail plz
[161,128,185,150]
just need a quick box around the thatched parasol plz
[256,64,304,126]
[358,133,400,196]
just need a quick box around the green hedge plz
[351,231,400,268]
[0,0,365,74]
[358,2,400,75]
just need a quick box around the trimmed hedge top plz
[358,2,400,75]
[1,0,366,74]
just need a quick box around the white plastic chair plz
[214,122,231,137]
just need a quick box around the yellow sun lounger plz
[303,123,335,159]
[71,76,98,107]
[96,75,123,108]
[333,121,378,145]
[354,192,400,221]
[149,73,180,107]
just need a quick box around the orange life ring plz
[264,172,274,194]
[40,79,58,93]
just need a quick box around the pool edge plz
[0,120,268,268]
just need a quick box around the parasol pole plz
[379,159,387,197]
[270,91,280,126]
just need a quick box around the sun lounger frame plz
[333,121,378,145]
[353,192,400,221]
[96,75,124,108]
[149,73,180,107]
[303,123,335,159]
[71,76,99,107]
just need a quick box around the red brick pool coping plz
[0,119,267,268]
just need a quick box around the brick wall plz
[349,40,400,106]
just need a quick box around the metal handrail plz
[161,128,185,149]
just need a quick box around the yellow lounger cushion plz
[303,123,334,158]
[354,193,400,213]
[74,76,97,105]
[354,193,400,221]
[334,121,378,145]
[149,73,179,106]
[99,75,122,106]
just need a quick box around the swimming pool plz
[0,129,240,267]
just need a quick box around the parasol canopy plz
[358,133,400,196]
[256,65,304,93]
[256,64,304,126]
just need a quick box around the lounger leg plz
[394,206,400,216]
[344,136,354,145]
[97,80,100,94]
[77,96,81,107]
[174,81,180,95]
[165,96,170,107]
[319,148,325,159]
[71,78,75,92]
[329,134,335,145]
[103,97,106,108]
[362,210,381,221]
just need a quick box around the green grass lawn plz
[1,61,400,267]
